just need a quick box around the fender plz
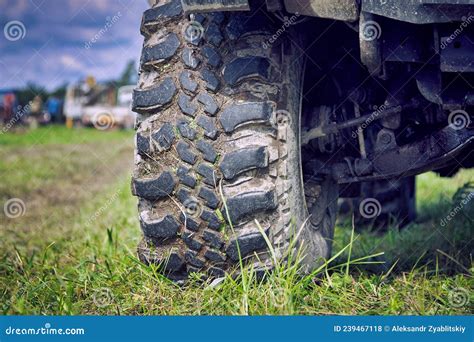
[181,0,359,21]
[181,0,250,12]
[284,0,359,22]
[180,0,471,23]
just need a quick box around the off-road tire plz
[131,0,338,280]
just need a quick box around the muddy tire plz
[131,0,338,280]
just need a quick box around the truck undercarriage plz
[182,0,474,188]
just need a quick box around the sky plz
[0,0,149,91]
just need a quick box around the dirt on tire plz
[132,0,337,280]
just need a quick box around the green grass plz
[0,125,133,146]
[335,172,474,276]
[0,126,472,315]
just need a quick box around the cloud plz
[68,0,110,12]
[60,54,84,71]
[0,0,148,90]
[0,0,28,18]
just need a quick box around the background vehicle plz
[28,95,51,126]
[115,85,136,129]
[0,89,19,125]
[131,0,473,279]
[45,96,63,123]
[64,77,136,129]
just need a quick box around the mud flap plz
[181,0,250,13]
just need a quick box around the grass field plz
[0,126,472,315]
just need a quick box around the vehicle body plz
[64,84,84,122]
[116,85,136,129]
[0,89,19,125]
[131,0,473,279]
[64,80,136,129]
[27,95,52,126]
[45,97,63,123]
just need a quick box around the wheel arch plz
[179,0,360,22]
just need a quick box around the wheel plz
[131,0,338,280]
[355,176,416,230]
